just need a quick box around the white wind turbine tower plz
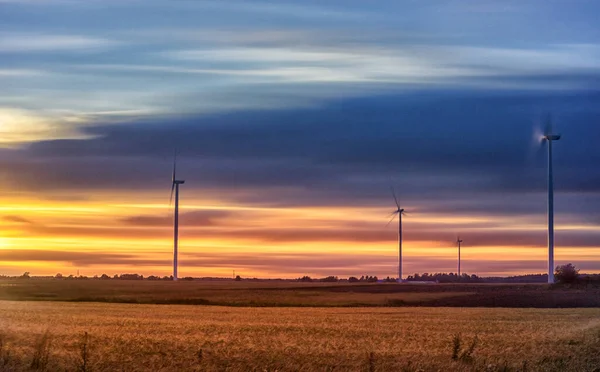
[456,236,463,277]
[387,187,407,281]
[539,118,561,284]
[170,152,185,281]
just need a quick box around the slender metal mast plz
[547,139,555,284]
[388,187,406,282]
[174,183,180,281]
[543,130,560,284]
[170,152,185,282]
[398,213,402,280]
[457,237,463,277]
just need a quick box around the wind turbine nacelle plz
[544,134,561,141]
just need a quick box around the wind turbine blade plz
[390,186,400,209]
[172,150,177,183]
[544,113,553,136]
[169,183,175,206]
[526,115,547,168]
[385,213,397,227]
[534,125,544,144]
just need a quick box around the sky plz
[1,0,599,278]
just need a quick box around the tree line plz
[4,263,598,285]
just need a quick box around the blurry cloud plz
[167,44,600,83]
[1,249,597,277]
[0,108,91,147]
[8,91,599,195]
[0,69,47,77]
[446,2,522,14]
[123,28,327,46]
[11,210,600,248]
[191,1,370,20]
[2,1,599,125]
[0,33,118,53]
[122,210,233,227]
[0,249,140,267]
[2,215,35,224]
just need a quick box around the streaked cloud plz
[2,248,599,277]
[0,108,91,146]
[2,215,35,224]
[170,44,600,75]
[0,33,118,53]
[189,0,371,20]
[122,210,233,227]
[0,68,47,76]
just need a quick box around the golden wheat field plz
[0,301,599,371]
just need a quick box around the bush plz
[555,263,580,284]
[320,276,338,283]
[19,272,31,280]
[118,273,143,280]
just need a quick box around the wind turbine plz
[539,118,561,284]
[387,187,407,281]
[456,236,463,277]
[170,152,185,281]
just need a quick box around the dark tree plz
[555,263,580,284]
[320,276,338,282]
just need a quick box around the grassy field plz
[1,279,599,307]
[0,301,599,371]
[0,279,473,306]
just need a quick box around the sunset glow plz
[1,187,598,277]
[1,1,599,278]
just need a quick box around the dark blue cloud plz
[23,90,600,180]
[1,90,598,224]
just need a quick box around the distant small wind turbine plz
[456,236,463,277]
[387,187,407,281]
[170,152,185,281]
[538,117,561,284]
